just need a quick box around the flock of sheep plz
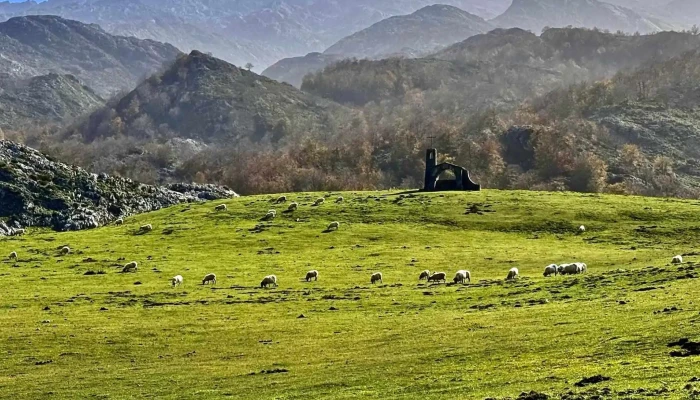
[4,198,689,291]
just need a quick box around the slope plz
[0,15,181,96]
[0,140,237,233]
[0,73,104,130]
[303,28,700,107]
[521,48,700,195]
[262,52,346,88]
[493,0,676,34]
[72,50,344,144]
[0,190,699,398]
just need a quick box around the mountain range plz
[0,0,511,71]
[0,15,181,96]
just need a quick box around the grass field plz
[1,190,700,399]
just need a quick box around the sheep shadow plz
[321,229,338,234]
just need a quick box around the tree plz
[569,152,608,193]
[245,63,254,71]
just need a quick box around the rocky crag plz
[0,141,238,234]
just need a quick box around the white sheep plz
[263,211,276,221]
[506,268,519,281]
[122,261,138,273]
[12,229,25,236]
[115,218,124,225]
[418,270,430,281]
[215,204,228,211]
[288,202,299,211]
[140,224,153,232]
[61,246,71,255]
[268,210,277,216]
[428,272,447,283]
[202,273,217,285]
[453,270,471,284]
[172,275,184,287]
[9,251,17,259]
[335,196,344,203]
[305,270,319,282]
[327,221,340,231]
[314,197,325,206]
[579,225,586,233]
[261,275,278,288]
[672,255,683,264]
[543,264,558,277]
[560,264,580,275]
[276,195,287,204]
[371,272,383,284]
[575,262,588,273]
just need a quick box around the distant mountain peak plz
[493,0,676,34]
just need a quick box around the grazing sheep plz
[140,224,153,232]
[371,272,383,284]
[276,196,287,204]
[672,255,683,264]
[202,273,217,285]
[12,229,25,236]
[579,225,586,233]
[61,246,71,255]
[288,202,299,211]
[419,270,430,281]
[268,210,277,216]
[122,261,138,273]
[327,221,340,231]
[215,204,227,211]
[560,264,580,275]
[575,262,588,273]
[115,218,124,225]
[263,211,276,221]
[335,196,344,203]
[506,268,519,281]
[543,264,558,277]
[305,270,319,282]
[428,272,447,283]
[557,265,565,275]
[261,275,278,288]
[314,198,325,206]
[172,275,184,287]
[453,270,471,284]
[9,251,17,259]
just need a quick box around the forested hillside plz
[9,28,700,198]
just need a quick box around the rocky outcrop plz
[0,140,238,234]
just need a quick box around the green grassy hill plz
[1,190,699,398]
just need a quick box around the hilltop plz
[71,50,344,144]
[493,0,676,34]
[0,73,103,131]
[1,189,699,397]
[324,5,493,60]
[0,140,237,233]
[0,15,181,96]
